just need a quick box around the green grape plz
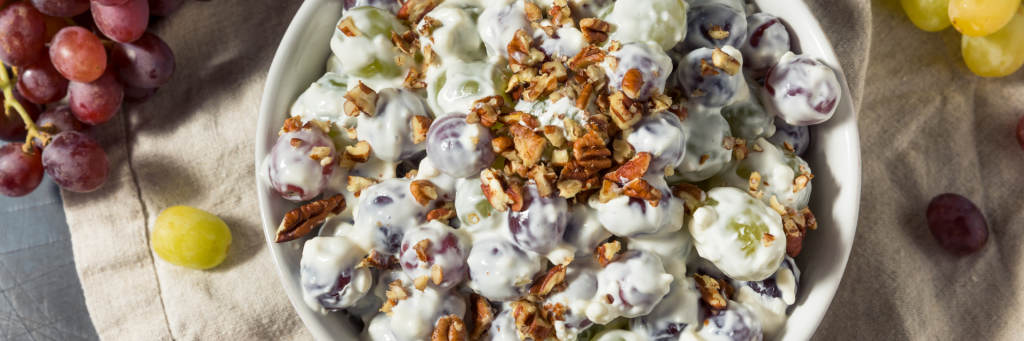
[900,0,951,31]
[602,0,687,51]
[720,99,774,141]
[728,208,771,256]
[962,6,1024,77]
[429,61,510,114]
[331,6,409,79]
[351,59,402,79]
[949,0,1019,36]
[152,206,232,270]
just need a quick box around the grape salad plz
[264,0,841,340]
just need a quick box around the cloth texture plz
[57,0,1019,340]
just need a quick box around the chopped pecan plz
[672,183,706,215]
[793,174,810,193]
[411,180,438,206]
[404,67,427,90]
[543,303,567,323]
[800,206,817,230]
[470,96,503,127]
[575,82,595,111]
[431,315,467,341]
[700,58,719,77]
[711,47,741,76]
[279,116,303,136]
[568,46,605,73]
[623,178,662,207]
[386,279,409,301]
[290,138,302,148]
[573,130,613,172]
[598,179,623,204]
[492,136,514,154]
[751,143,764,152]
[309,146,332,166]
[648,88,672,113]
[345,141,372,163]
[612,139,635,164]
[543,125,566,148]
[347,176,377,197]
[508,29,545,73]
[748,171,762,198]
[528,164,557,197]
[769,196,787,215]
[783,141,795,152]
[621,68,645,100]
[412,116,433,144]
[309,118,331,134]
[694,274,727,309]
[431,263,444,285]
[541,61,568,82]
[595,240,621,267]
[762,232,776,247]
[691,88,707,98]
[608,91,642,129]
[529,264,568,298]
[481,169,514,212]
[343,126,358,140]
[523,74,559,102]
[427,208,455,224]
[733,138,749,161]
[548,0,573,27]
[391,31,418,55]
[414,276,430,292]
[708,24,729,40]
[511,300,552,341]
[275,194,346,243]
[580,18,610,44]
[669,104,688,121]
[510,124,549,168]
[550,149,570,167]
[506,180,526,212]
[562,118,584,142]
[397,0,439,24]
[469,294,496,340]
[699,155,710,165]
[357,250,399,270]
[605,152,651,183]
[344,81,378,117]
[722,136,736,150]
[524,2,543,22]
[337,16,361,37]
[413,239,431,262]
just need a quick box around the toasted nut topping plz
[506,180,526,212]
[275,194,346,243]
[570,130,613,176]
[511,300,553,341]
[801,206,817,230]
[748,171,762,196]
[783,141,795,152]
[733,138,749,161]
[700,59,720,77]
[510,124,549,168]
[669,104,689,121]
[648,88,672,113]
[337,16,361,37]
[481,169,513,212]
[343,126,358,140]
[580,18,610,44]
[541,60,568,82]
[556,179,584,198]
[708,24,730,40]
[508,29,545,73]
[347,176,377,197]
[711,47,741,76]
[290,138,302,148]
[623,178,662,207]
[309,118,331,134]
[309,146,331,162]
[568,46,605,73]
[471,96,503,127]
[528,164,557,197]
[431,315,467,341]
[722,136,736,150]
[430,264,445,286]
[612,139,635,164]
[404,67,427,90]
[344,81,378,117]
[599,179,623,204]
[793,175,810,193]
[691,88,707,98]
[492,136,514,154]
[414,276,429,292]
[694,274,727,309]
[762,232,776,247]
[769,196,787,215]
[524,2,543,21]
[345,141,372,164]
[672,183,706,215]
[752,143,764,152]
[595,240,621,267]
[357,250,399,270]
[279,116,306,136]
[426,207,455,224]
[699,154,710,165]
[543,125,566,148]
[607,40,622,51]
[381,300,395,316]
[608,91,642,129]
[411,116,433,144]
[397,0,439,24]
[529,264,568,298]
[411,180,438,206]
[470,294,496,340]
[575,82,595,111]
[563,118,584,142]
[413,239,431,262]
[605,152,651,183]
[550,149,570,167]
[621,68,645,100]
[547,0,573,27]
[388,280,409,301]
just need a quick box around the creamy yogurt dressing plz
[330,8,411,87]
[709,137,812,209]
[300,236,374,315]
[419,4,487,63]
[589,175,685,238]
[357,88,432,162]
[477,0,532,61]
[602,42,674,101]
[689,187,785,281]
[582,250,674,324]
[514,96,588,128]
[534,23,587,59]
[671,103,733,183]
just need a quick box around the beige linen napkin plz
[74,0,1023,339]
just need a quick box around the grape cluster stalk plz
[0,63,51,153]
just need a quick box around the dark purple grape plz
[31,0,90,17]
[50,26,107,82]
[123,84,157,103]
[33,106,88,148]
[299,237,372,310]
[0,2,47,67]
[732,256,800,302]
[740,13,791,77]
[466,238,542,301]
[399,223,468,289]
[42,131,109,192]
[91,0,130,5]
[633,277,700,341]
[91,0,149,43]
[353,179,432,255]
[926,193,988,256]
[605,42,673,101]
[111,32,175,88]
[677,47,747,108]
[762,53,841,126]
[0,143,44,197]
[148,0,183,15]
[508,183,568,254]
[627,113,686,172]
[425,114,495,179]
[682,4,747,51]
[344,0,401,14]
[68,68,124,125]
[16,47,69,104]
[0,89,43,142]
[596,250,672,317]
[268,127,335,202]
[698,299,762,341]
[767,119,810,156]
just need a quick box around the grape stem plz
[0,62,49,154]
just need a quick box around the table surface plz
[0,176,98,341]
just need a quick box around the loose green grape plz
[152,206,232,270]
[949,0,1019,36]
[900,0,951,31]
[962,6,1024,77]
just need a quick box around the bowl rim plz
[254,1,862,340]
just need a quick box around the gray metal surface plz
[0,177,99,341]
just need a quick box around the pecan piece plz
[700,58,720,77]
[412,116,433,144]
[708,24,730,40]
[492,136,514,154]
[524,2,543,22]
[426,207,455,224]
[344,141,372,164]
[480,169,513,212]
[543,125,566,148]
[595,240,621,267]
[337,16,361,37]
[506,179,526,212]
[712,47,741,76]
[347,176,377,197]
[620,68,645,100]
[694,274,727,309]
[568,46,605,73]
[573,130,613,172]
[510,124,549,168]
[508,29,545,73]
[397,0,439,24]
[470,96,504,127]
[411,180,438,206]
[550,149,570,167]
[604,152,651,183]
[672,183,706,215]
[611,139,635,164]
[344,81,378,117]
[527,164,557,197]
[623,178,662,207]
[357,250,399,270]
[529,264,568,298]
[431,315,467,341]
[279,116,303,136]
[469,294,496,340]
[580,18,610,44]
[511,300,553,341]
[414,276,430,292]
[275,194,346,243]
[599,179,623,204]
[608,91,642,129]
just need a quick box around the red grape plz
[926,193,989,256]
[91,0,149,43]
[41,14,69,43]
[148,0,183,16]
[68,68,124,125]
[91,0,130,5]
[0,2,47,67]
[1016,115,1024,150]
[34,106,89,148]
[0,89,43,142]
[123,84,157,103]
[42,131,109,192]
[31,0,90,17]
[50,26,107,82]
[111,32,175,88]
[16,47,70,104]
[0,143,44,197]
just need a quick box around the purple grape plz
[677,47,747,108]
[767,119,810,156]
[353,179,432,255]
[91,0,130,5]
[633,277,700,341]
[732,256,800,301]
[627,113,687,173]
[698,299,762,341]
[68,68,124,125]
[148,0,183,15]
[508,183,568,254]
[0,143,44,197]
[466,238,542,301]
[111,32,175,88]
[682,4,747,52]
[34,106,89,148]
[50,26,107,82]
[31,0,90,17]
[0,2,47,67]
[425,114,495,179]
[16,47,69,104]
[740,13,791,78]
[42,131,109,192]
[91,0,149,43]
[399,224,468,289]
[268,126,336,202]
[597,250,671,317]
[299,237,372,310]
[0,89,43,142]
[605,42,673,101]
[345,0,401,14]
[123,84,157,103]
[927,193,989,256]
[762,53,841,126]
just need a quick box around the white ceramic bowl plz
[255,1,862,340]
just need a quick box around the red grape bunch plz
[0,0,181,197]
